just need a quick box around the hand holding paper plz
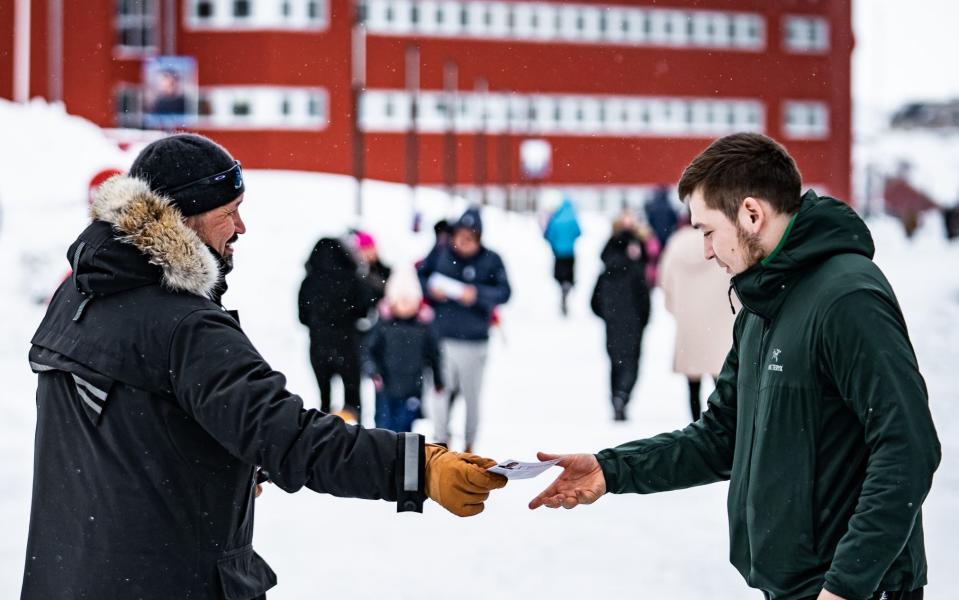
[528,452,607,510]
[487,458,561,480]
[427,273,467,301]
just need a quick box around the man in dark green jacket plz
[530,133,940,600]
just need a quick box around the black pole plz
[474,77,488,205]
[405,45,420,194]
[351,2,366,216]
[443,60,458,200]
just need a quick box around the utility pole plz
[474,77,488,205]
[164,0,177,55]
[14,0,30,103]
[351,1,367,216]
[443,60,458,201]
[405,45,420,208]
[47,0,63,101]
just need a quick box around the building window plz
[187,0,328,29]
[783,101,829,139]
[233,0,251,18]
[190,86,328,129]
[196,0,214,18]
[115,0,158,54]
[359,88,765,138]
[114,85,143,127]
[783,15,829,53]
[365,0,764,50]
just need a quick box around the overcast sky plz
[853,0,959,129]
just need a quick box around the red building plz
[1,0,852,206]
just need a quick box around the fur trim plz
[91,176,220,298]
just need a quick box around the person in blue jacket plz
[543,196,582,316]
[417,207,511,452]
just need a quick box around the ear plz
[738,197,766,234]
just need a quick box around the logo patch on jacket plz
[767,348,783,372]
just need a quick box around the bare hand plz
[529,452,607,510]
[816,590,846,600]
[429,286,448,302]
[460,285,477,306]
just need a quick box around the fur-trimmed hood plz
[84,175,220,298]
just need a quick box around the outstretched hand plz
[528,452,607,510]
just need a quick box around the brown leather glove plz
[424,444,507,517]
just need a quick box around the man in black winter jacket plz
[21,134,506,600]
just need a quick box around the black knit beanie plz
[129,133,245,216]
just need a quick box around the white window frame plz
[185,0,328,31]
[783,100,829,139]
[115,0,159,56]
[783,15,829,53]
[194,86,329,130]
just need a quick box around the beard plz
[736,223,766,269]
[220,234,238,274]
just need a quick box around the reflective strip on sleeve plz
[403,433,419,492]
[71,373,108,401]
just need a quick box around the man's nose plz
[703,238,714,260]
[233,211,246,235]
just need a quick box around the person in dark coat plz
[590,217,652,421]
[21,134,506,600]
[531,133,940,600]
[298,237,372,422]
[417,207,511,452]
[543,196,582,316]
[366,268,443,433]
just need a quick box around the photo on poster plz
[142,56,198,129]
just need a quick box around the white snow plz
[1,101,957,599]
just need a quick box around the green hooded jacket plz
[596,191,941,600]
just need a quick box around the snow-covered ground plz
[1,102,957,598]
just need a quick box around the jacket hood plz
[732,190,874,319]
[305,237,357,275]
[73,176,220,299]
[454,207,483,236]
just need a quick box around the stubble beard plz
[736,223,766,270]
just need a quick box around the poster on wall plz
[142,56,198,130]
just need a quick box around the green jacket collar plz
[731,190,874,320]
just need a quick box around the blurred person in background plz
[644,184,679,251]
[352,229,392,310]
[366,267,443,433]
[543,195,582,316]
[590,210,652,421]
[530,133,940,600]
[659,217,738,421]
[418,207,511,452]
[22,134,506,600]
[298,237,372,423]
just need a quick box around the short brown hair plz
[677,133,802,221]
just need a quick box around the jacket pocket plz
[217,545,277,600]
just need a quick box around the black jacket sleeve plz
[473,253,512,311]
[595,314,741,492]
[168,309,425,510]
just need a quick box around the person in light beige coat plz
[659,223,738,420]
